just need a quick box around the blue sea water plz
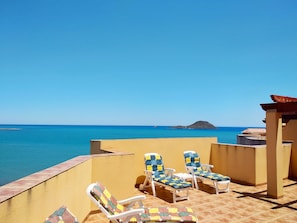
[0,125,247,186]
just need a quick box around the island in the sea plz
[172,120,216,129]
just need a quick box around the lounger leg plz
[151,181,156,197]
[220,181,230,193]
[193,175,198,189]
[139,177,149,190]
[213,181,230,194]
[173,190,176,203]
[213,181,219,195]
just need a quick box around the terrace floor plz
[84,179,297,223]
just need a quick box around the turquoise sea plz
[0,125,247,186]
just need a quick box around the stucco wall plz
[91,138,292,186]
[90,152,137,200]
[283,120,297,179]
[91,137,217,186]
[211,143,292,185]
[0,158,92,223]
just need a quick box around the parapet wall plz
[90,137,217,186]
[0,156,92,223]
[211,143,292,185]
[91,138,292,186]
[283,120,297,178]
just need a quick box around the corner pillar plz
[266,109,283,198]
[90,140,101,154]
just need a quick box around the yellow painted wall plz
[282,120,297,179]
[211,144,258,185]
[91,137,217,185]
[211,143,292,185]
[255,147,268,185]
[90,152,137,200]
[0,158,92,223]
[92,138,292,186]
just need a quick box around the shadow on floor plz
[233,181,297,211]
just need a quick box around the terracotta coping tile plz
[0,155,90,203]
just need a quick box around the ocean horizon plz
[0,124,253,186]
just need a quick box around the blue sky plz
[1,1,297,127]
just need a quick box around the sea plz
[0,124,248,186]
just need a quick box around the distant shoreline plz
[0,128,21,131]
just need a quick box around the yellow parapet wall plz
[283,120,297,178]
[90,137,292,187]
[211,143,292,185]
[90,152,137,200]
[0,157,92,223]
[91,137,218,186]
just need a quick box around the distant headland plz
[172,121,216,129]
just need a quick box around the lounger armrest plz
[201,164,214,172]
[144,170,154,177]
[186,166,195,174]
[108,208,144,222]
[118,195,146,208]
[164,167,176,176]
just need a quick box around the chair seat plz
[140,207,197,223]
[153,174,192,189]
[184,150,231,194]
[194,170,230,182]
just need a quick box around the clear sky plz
[1,1,296,127]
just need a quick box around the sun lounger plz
[184,150,230,194]
[140,152,192,202]
[86,182,198,223]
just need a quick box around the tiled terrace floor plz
[84,179,297,223]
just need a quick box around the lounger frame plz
[141,152,193,203]
[140,167,190,203]
[184,150,230,195]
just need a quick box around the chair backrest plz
[184,150,202,171]
[87,182,128,217]
[44,206,79,223]
[144,153,165,175]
